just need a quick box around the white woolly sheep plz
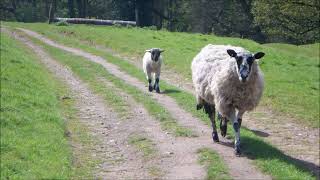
[191,44,265,156]
[143,48,164,93]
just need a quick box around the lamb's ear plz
[160,49,165,53]
[146,49,151,52]
[227,49,237,57]
[254,52,265,59]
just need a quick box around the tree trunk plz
[135,0,153,27]
[76,0,85,18]
[48,0,56,24]
[135,0,140,26]
[68,0,75,18]
[55,18,136,26]
[32,0,36,22]
[83,0,87,18]
[45,0,50,19]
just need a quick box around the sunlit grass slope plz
[0,32,72,179]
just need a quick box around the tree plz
[252,0,320,44]
[48,0,56,24]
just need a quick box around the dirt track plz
[6,27,273,179]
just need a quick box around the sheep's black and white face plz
[146,48,164,62]
[227,49,265,83]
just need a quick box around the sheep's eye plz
[236,56,242,62]
[247,57,254,64]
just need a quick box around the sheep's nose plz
[241,74,248,79]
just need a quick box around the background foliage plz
[1,0,319,44]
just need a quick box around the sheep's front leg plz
[204,103,219,142]
[229,109,239,156]
[154,72,160,93]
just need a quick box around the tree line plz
[1,0,319,44]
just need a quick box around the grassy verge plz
[1,30,101,179]
[4,22,319,127]
[15,26,317,179]
[0,31,72,179]
[198,148,231,180]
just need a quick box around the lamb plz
[143,48,164,93]
[191,44,265,156]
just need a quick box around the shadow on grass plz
[240,136,319,178]
[212,122,317,178]
[161,89,181,94]
[248,129,270,137]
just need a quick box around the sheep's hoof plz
[155,86,160,93]
[196,104,203,110]
[220,123,227,137]
[212,131,219,142]
[148,86,153,92]
[235,145,241,156]
[220,126,227,137]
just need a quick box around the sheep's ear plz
[160,49,165,53]
[227,49,237,57]
[146,49,151,52]
[254,52,265,59]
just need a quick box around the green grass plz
[0,32,72,179]
[4,22,319,128]
[197,148,231,180]
[10,24,318,179]
[22,30,195,138]
[265,43,320,59]
[128,134,156,159]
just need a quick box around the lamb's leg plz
[154,77,160,93]
[147,72,153,92]
[218,112,228,137]
[204,103,219,142]
[154,72,160,93]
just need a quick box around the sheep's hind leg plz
[218,112,228,137]
[204,103,219,142]
[196,95,204,110]
[154,77,160,93]
[154,71,160,93]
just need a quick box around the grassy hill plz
[5,22,318,127]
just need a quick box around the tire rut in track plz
[17,28,270,179]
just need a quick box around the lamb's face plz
[146,48,164,62]
[227,49,265,83]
